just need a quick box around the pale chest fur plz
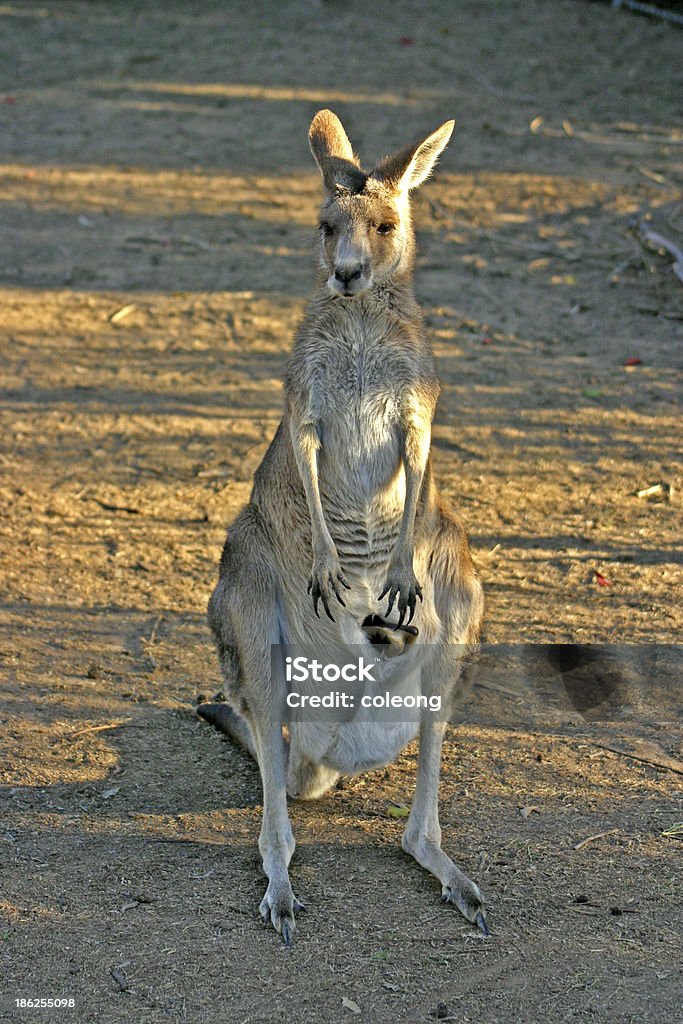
[305,320,415,580]
[307,320,413,504]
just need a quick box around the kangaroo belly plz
[325,491,403,589]
[322,719,418,775]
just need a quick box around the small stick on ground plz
[474,680,521,698]
[92,497,141,515]
[109,966,130,992]
[62,718,132,742]
[590,741,683,777]
[467,69,535,103]
[142,613,164,671]
[573,829,619,851]
[148,613,163,647]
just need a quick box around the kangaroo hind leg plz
[403,510,487,932]
[205,512,303,944]
[197,701,258,761]
[197,699,340,802]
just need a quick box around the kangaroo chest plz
[314,331,407,501]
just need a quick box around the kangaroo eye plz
[319,221,334,237]
[377,222,395,235]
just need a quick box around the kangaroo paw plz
[259,882,305,945]
[441,873,488,934]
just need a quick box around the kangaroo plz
[199,110,486,945]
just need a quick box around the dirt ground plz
[1,1,682,1021]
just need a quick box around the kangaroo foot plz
[259,881,306,946]
[440,871,489,935]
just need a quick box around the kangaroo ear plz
[309,109,364,192]
[372,120,455,193]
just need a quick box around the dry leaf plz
[197,466,231,479]
[636,482,670,501]
[520,805,540,819]
[387,804,410,818]
[109,304,137,324]
[342,997,361,1014]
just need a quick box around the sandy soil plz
[0,2,681,1022]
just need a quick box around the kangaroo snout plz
[334,264,362,284]
[330,260,370,296]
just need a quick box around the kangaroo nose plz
[334,265,362,285]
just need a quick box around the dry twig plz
[590,740,683,776]
[62,718,132,742]
[573,829,619,851]
[467,69,535,103]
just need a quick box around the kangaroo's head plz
[308,110,454,298]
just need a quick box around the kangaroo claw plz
[330,577,346,607]
[379,567,422,624]
[321,592,335,621]
[309,557,349,622]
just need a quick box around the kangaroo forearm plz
[393,421,431,562]
[290,420,335,554]
[394,464,421,560]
